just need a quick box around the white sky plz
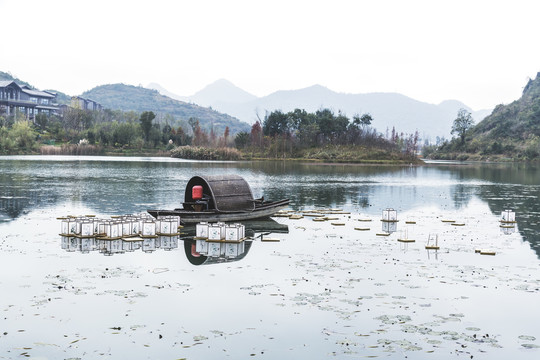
[1,0,539,110]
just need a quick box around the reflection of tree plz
[434,163,540,258]
[477,183,540,258]
[0,171,60,219]
[450,184,473,209]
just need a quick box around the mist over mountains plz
[148,80,491,140]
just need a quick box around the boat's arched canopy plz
[184,175,255,212]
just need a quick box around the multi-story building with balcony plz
[0,80,60,119]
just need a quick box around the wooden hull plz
[148,199,289,224]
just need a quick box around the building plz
[71,96,103,112]
[0,80,59,119]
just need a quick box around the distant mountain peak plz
[146,83,187,102]
[190,78,257,106]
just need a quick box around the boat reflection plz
[59,218,288,262]
[181,219,289,265]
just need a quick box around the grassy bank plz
[39,144,170,157]
[33,144,421,164]
[171,145,421,164]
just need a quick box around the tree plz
[359,113,373,127]
[250,120,263,147]
[139,111,156,142]
[221,126,230,147]
[235,131,249,149]
[263,110,289,137]
[35,113,48,130]
[352,113,372,128]
[451,108,474,145]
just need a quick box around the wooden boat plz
[147,174,290,224]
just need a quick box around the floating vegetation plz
[4,191,540,359]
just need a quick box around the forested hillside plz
[82,84,250,134]
[428,72,540,160]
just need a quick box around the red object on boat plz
[192,185,203,200]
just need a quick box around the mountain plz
[430,72,540,160]
[188,79,258,107]
[472,72,540,143]
[212,84,489,140]
[150,81,490,140]
[146,82,188,102]
[81,84,250,134]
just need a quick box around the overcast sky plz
[2,0,539,110]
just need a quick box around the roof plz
[184,174,255,212]
[21,88,55,98]
[0,80,20,88]
[0,81,54,98]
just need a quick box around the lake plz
[0,155,539,359]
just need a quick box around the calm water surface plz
[0,156,539,359]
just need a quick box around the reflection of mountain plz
[4,158,539,258]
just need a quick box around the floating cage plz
[196,222,209,239]
[225,223,245,241]
[157,216,181,235]
[121,217,134,237]
[79,219,95,238]
[208,222,226,241]
[61,217,79,236]
[142,219,157,238]
[58,213,184,255]
[382,208,398,222]
[500,209,516,223]
[102,221,122,239]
